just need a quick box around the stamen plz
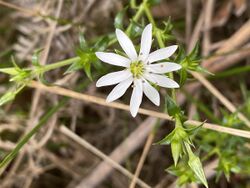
[130,61,145,78]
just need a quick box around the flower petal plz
[148,62,181,74]
[96,70,132,87]
[106,77,133,102]
[147,45,178,63]
[143,80,160,106]
[130,79,143,117]
[144,73,179,88]
[95,52,131,67]
[116,29,137,61]
[139,24,152,61]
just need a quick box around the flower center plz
[130,61,145,78]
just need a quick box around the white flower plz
[95,24,181,117]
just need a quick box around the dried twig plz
[185,0,192,45]
[0,0,38,16]
[60,124,153,188]
[202,0,214,56]
[191,71,250,127]
[129,131,155,188]
[28,81,250,139]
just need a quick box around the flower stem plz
[108,3,146,46]
[144,4,178,111]
[40,56,80,73]
[126,3,145,35]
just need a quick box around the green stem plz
[144,3,180,122]
[0,100,66,168]
[108,3,146,46]
[40,56,80,73]
[210,65,250,79]
[126,3,145,35]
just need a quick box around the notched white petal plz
[116,29,137,61]
[143,80,160,106]
[148,62,181,74]
[144,73,179,88]
[130,79,143,117]
[95,52,131,67]
[139,23,152,61]
[96,70,132,87]
[106,77,133,102]
[147,45,178,63]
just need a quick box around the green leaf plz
[79,31,88,50]
[179,68,187,86]
[38,73,53,86]
[171,138,182,166]
[163,17,173,34]
[94,36,110,51]
[9,70,31,83]
[196,66,214,75]
[175,45,186,64]
[185,122,204,136]
[167,162,197,186]
[32,49,43,66]
[114,49,127,57]
[0,91,16,106]
[165,95,181,116]
[82,60,92,80]
[188,152,208,188]
[155,129,176,145]
[65,50,96,80]
[65,61,83,74]
[147,0,161,6]
[189,42,200,61]
[0,68,19,75]
[11,56,21,71]
[114,8,127,29]
[129,21,143,38]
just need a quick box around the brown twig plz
[191,71,250,127]
[60,124,153,188]
[202,0,214,56]
[0,0,38,16]
[28,81,250,139]
[185,0,192,46]
[129,131,155,188]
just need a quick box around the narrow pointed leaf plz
[188,153,208,188]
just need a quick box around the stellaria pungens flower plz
[95,24,181,117]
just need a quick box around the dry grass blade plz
[0,0,37,16]
[129,132,155,188]
[28,81,250,139]
[60,126,151,188]
[191,71,250,127]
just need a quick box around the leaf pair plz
[175,43,213,86]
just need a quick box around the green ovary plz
[130,61,145,78]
